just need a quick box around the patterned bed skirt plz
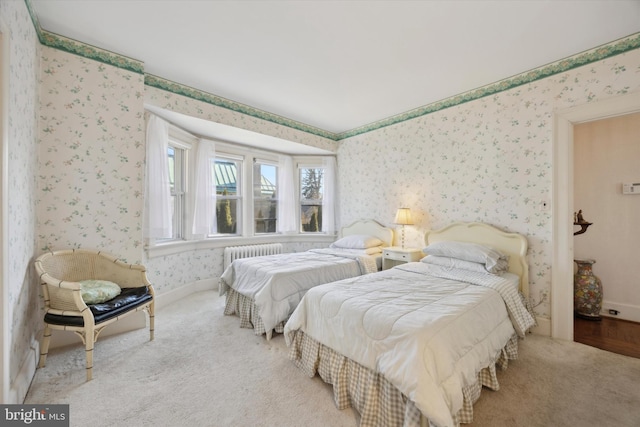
[223,288,286,339]
[287,330,519,427]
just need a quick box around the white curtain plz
[144,114,172,239]
[277,155,297,233]
[322,156,337,234]
[192,138,216,237]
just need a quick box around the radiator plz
[223,243,283,269]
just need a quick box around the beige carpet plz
[25,290,640,427]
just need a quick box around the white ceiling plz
[31,0,640,136]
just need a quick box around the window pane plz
[169,194,176,232]
[300,168,324,232]
[215,158,241,235]
[254,164,277,198]
[216,199,238,234]
[215,159,239,196]
[254,163,278,234]
[255,200,277,233]
[300,205,322,232]
[167,146,175,194]
[163,145,183,241]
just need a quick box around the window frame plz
[297,162,326,234]
[213,153,243,237]
[146,126,336,257]
[156,126,195,243]
[252,158,279,235]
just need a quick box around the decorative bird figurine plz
[573,209,592,235]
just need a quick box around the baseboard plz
[154,277,217,310]
[9,339,39,404]
[600,300,640,323]
[530,316,551,337]
[525,309,637,340]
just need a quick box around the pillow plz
[421,255,508,275]
[422,241,509,273]
[79,280,121,304]
[330,234,384,250]
[331,247,383,255]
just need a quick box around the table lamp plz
[394,208,414,249]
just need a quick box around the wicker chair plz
[34,249,155,381]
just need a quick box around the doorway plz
[552,92,640,341]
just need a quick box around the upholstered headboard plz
[424,222,529,297]
[341,219,394,248]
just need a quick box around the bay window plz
[145,113,337,250]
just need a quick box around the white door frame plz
[552,92,640,340]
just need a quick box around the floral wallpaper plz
[146,248,224,295]
[1,0,40,400]
[337,48,640,319]
[37,47,146,263]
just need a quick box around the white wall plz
[574,112,640,322]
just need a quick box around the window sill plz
[146,233,337,258]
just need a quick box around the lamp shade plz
[394,208,414,225]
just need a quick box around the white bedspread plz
[220,248,378,335]
[284,262,535,427]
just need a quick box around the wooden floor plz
[574,315,640,359]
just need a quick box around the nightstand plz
[382,247,424,270]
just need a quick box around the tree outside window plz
[300,168,323,232]
[215,159,240,234]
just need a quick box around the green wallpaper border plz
[144,74,336,140]
[40,30,145,74]
[24,0,639,142]
[337,33,640,140]
[25,0,144,74]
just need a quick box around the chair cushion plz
[44,287,152,327]
[79,279,121,304]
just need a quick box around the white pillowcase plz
[422,241,509,273]
[330,234,384,250]
[332,247,383,256]
[421,255,507,275]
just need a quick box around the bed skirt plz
[223,288,286,339]
[287,330,519,427]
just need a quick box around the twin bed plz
[220,221,535,426]
[284,222,535,427]
[219,219,394,339]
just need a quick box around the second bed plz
[220,219,394,339]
